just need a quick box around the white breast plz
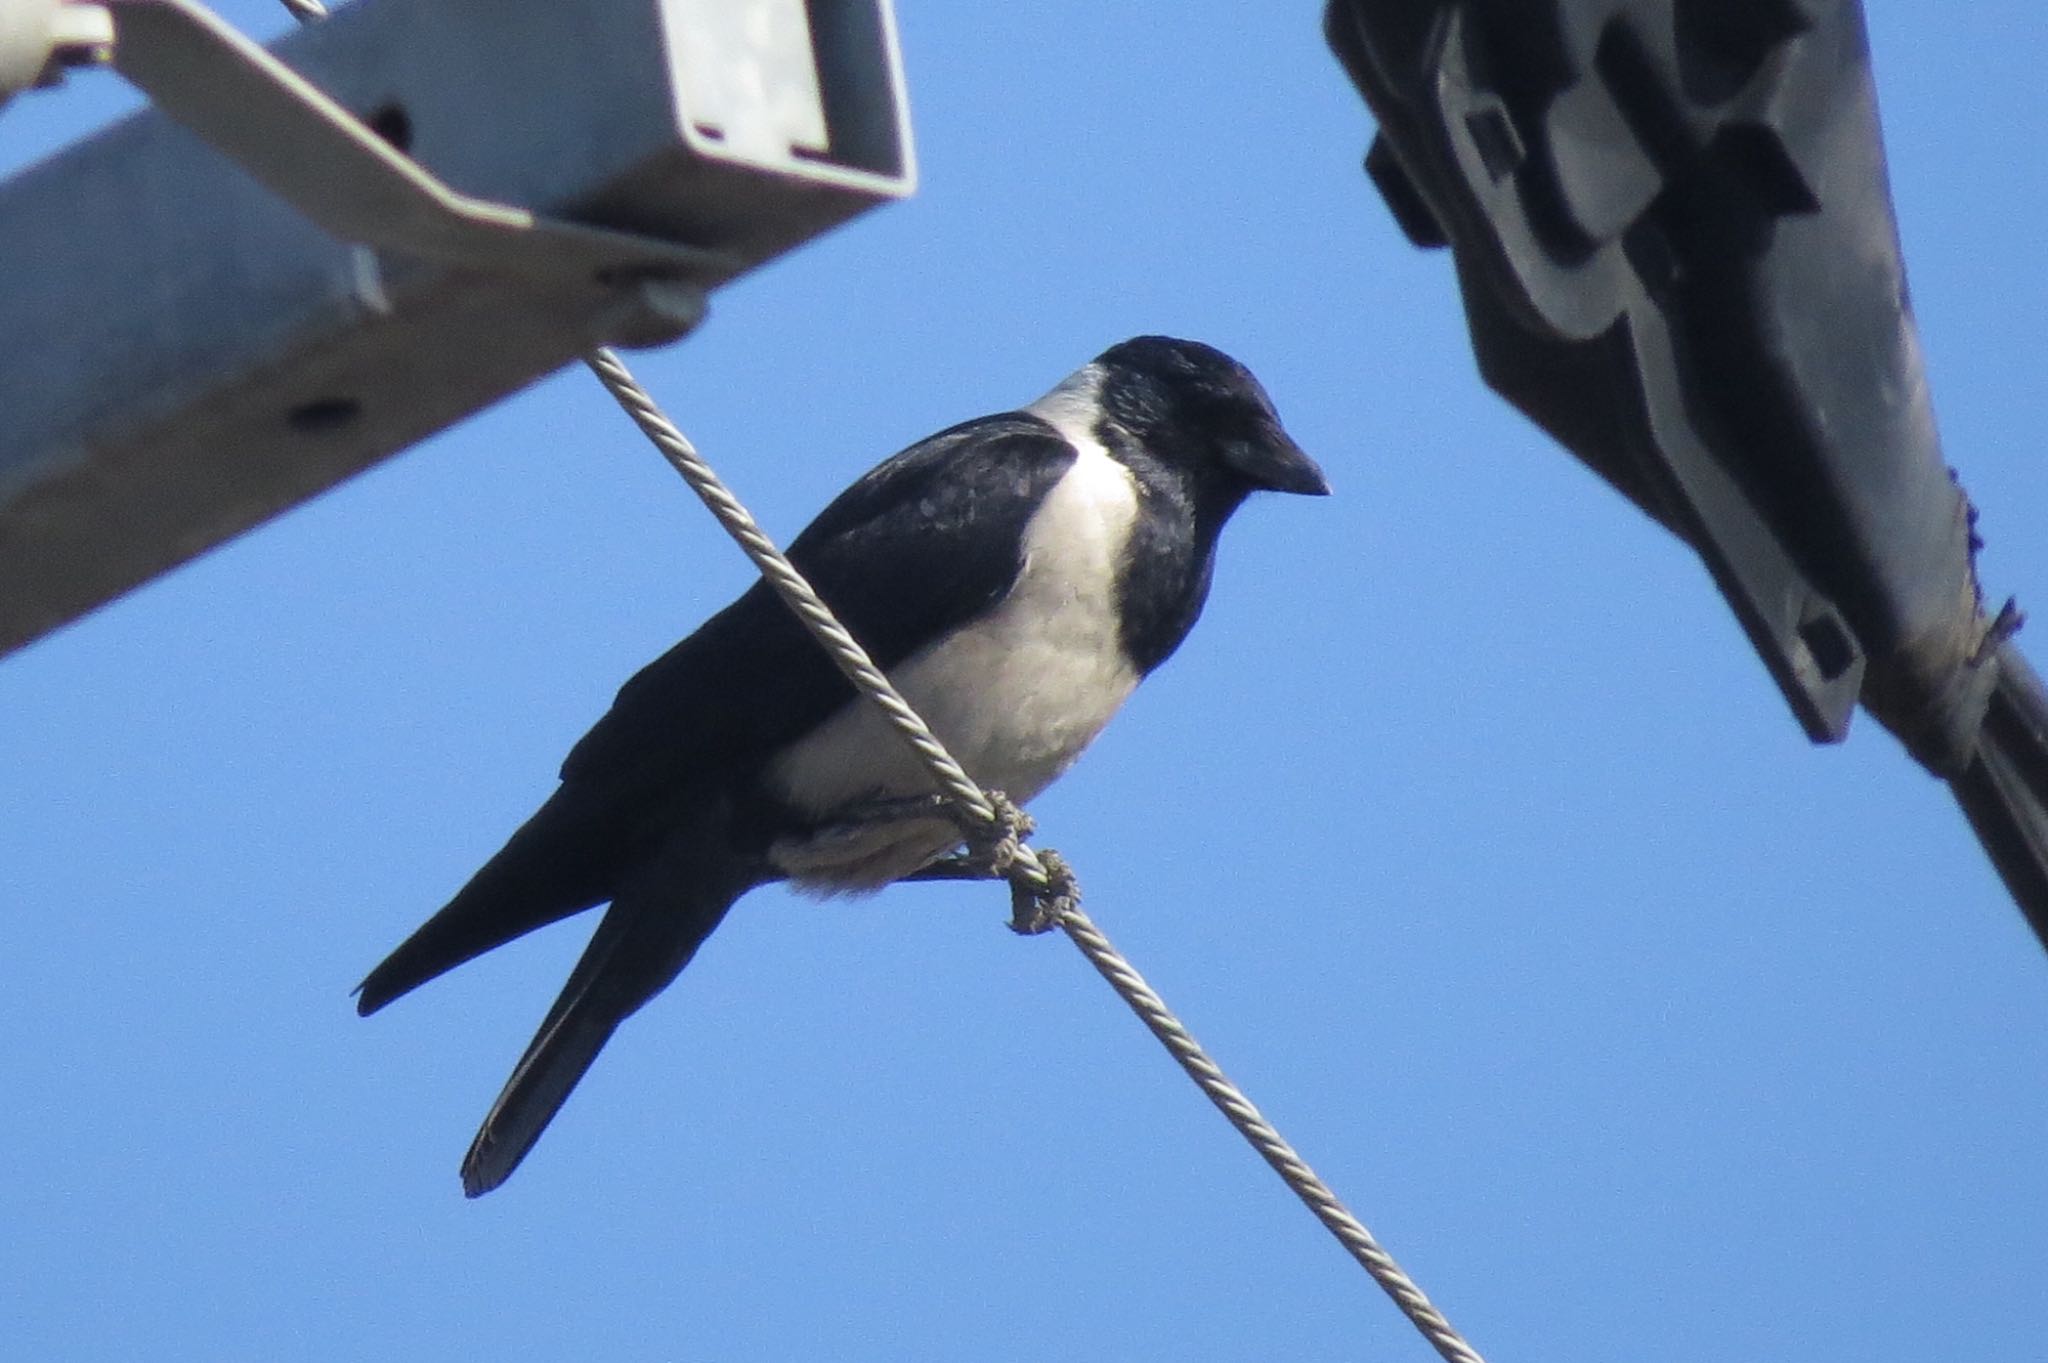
[765,380,1141,891]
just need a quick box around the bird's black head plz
[1091,336,1329,498]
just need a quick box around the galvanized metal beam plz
[0,0,914,655]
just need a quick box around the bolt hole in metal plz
[1800,613,1857,682]
[365,102,413,151]
[287,396,362,434]
[1463,106,1523,181]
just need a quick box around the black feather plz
[560,417,1079,789]
[459,808,755,1196]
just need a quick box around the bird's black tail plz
[1951,646,2048,951]
[356,791,623,1017]
[458,823,755,1197]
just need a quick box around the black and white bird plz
[357,336,1329,1195]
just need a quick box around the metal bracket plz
[1325,0,2002,764]
[106,0,736,291]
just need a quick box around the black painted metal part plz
[1325,0,2048,949]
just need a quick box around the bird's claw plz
[1006,848,1079,936]
[963,790,1035,878]
[878,790,1074,933]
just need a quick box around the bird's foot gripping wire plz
[962,789,1034,878]
[892,791,1079,934]
[967,791,1079,935]
[1006,846,1079,937]
[896,789,1033,882]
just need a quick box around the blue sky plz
[5,3,2046,1359]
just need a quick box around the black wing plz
[560,412,1080,792]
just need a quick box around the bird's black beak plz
[1227,427,1330,496]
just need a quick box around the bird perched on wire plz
[356,335,1330,1196]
